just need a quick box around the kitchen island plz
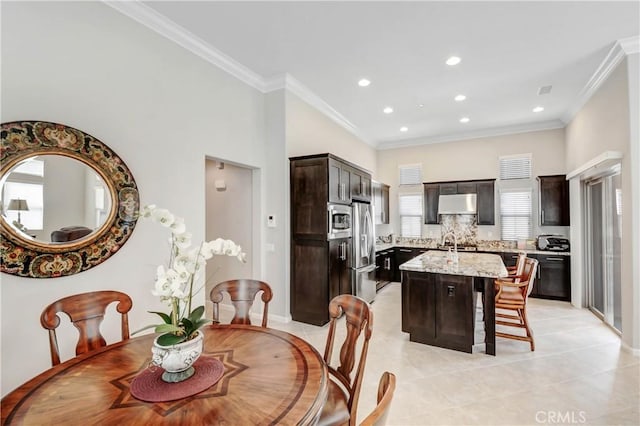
[400,250,507,355]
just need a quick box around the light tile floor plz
[267,282,640,425]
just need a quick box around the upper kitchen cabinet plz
[476,180,495,225]
[373,181,390,224]
[350,167,372,202]
[538,175,570,226]
[423,179,495,225]
[328,157,351,204]
[424,183,440,224]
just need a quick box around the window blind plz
[399,164,422,185]
[399,193,422,237]
[499,155,531,180]
[500,190,532,240]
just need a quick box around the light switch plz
[267,215,276,228]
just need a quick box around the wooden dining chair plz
[209,279,273,328]
[495,257,539,351]
[359,371,396,426]
[40,290,133,366]
[318,294,374,426]
[506,251,527,278]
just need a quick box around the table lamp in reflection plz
[8,198,29,225]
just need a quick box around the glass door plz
[585,168,622,331]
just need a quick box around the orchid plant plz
[136,204,245,346]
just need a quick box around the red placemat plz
[130,356,224,402]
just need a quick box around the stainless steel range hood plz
[438,193,477,215]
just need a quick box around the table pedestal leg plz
[483,277,496,356]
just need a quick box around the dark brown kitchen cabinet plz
[439,183,458,195]
[538,175,570,226]
[532,254,571,301]
[350,167,372,202]
[329,238,352,297]
[376,249,395,283]
[424,183,440,224]
[424,179,495,225]
[328,158,351,204]
[476,180,495,225]
[290,153,373,325]
[403,271,477,353]
[456,182,477,194]
[373,181,390,224]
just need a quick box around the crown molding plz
[273,74,374,146]
[376,120,565,150]
[104,0,265,91]
[562,35,640,124]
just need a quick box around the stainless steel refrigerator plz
[351,201,376,303]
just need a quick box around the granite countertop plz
[399,250,508,278]
[375,243,570,256]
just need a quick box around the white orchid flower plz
[152,208,175,228]
[170,217,186,235]
[139,204,157,219]
[173,231,192,250]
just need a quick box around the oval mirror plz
[1,121,139,278]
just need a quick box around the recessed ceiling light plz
[459,117,470,123]
[418,104,424,108]
[383,107,394,114]
[358,78,371,87]
[454,94,466,102]
[533,106,544,113]
[400,126,408,132]
[446,56,461,66]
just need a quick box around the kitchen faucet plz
[441,231,458,252]
[441,231,459,263]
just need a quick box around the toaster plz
[536,235,570,252]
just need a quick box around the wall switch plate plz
[266,243,275,252]
[267,215,276,227]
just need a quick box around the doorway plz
[205,158,254,318]
[585,166,622,332]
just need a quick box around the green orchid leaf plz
[188,306,205,322]
[149,311,172,324]
[154,324,182,334]
[182,318,194,331]
[157,333,186,346]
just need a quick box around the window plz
[500,189,532,240]
[399,193,422,237]
[398,163,423,237]
[500,154,532,180]
[399,164,422,185]
[2,158,44,230]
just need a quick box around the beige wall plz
[205,159,254,318]
[376,128,567,239]
[565,56,639,351]
[286,92,377,174]
[1,1,270,396]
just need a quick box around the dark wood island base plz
[400,251,507,355]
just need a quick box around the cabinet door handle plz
[400,249,412,253]
[545,257,564,261]
[541,210,545,224]
[537,265,541,280]
[385,258,390,270]
[381,211,385,222]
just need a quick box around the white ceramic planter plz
[151,331,204,382]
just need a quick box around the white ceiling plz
[135,1,639,148]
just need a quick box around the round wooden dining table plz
[1,325,328,425]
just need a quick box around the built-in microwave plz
[327,203,352,240]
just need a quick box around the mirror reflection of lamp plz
[8,198,29,225]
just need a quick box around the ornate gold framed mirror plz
[1,121,139,278]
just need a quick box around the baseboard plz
[621,340,640,357]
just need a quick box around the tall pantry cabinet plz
[290,153,372,325]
